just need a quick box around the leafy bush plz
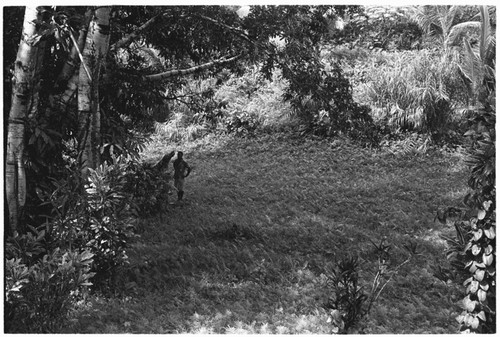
[280,50,380,145]
[5,231,94,333]
[5,153,173,331]
[324,240,416,333]
[456,100,496,333]
[82,162,138,281]
[225,112,260,135]
[38,156,140,287]
[324,257,368,333]
[123,156,174,216]
[439,219,474,281]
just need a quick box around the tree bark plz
[6,6,41,233]
[78,7,111,178]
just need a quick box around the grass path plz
[67,134,469,333]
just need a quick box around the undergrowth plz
[63,133,468,333]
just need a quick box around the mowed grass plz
[66,133,469,334]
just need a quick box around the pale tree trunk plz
[56,8,92,90]
[78,7,111,178]
[6,6,41,233]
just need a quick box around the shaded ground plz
[65,133,469,333]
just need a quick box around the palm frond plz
[446,21,481,47]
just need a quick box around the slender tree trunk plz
[78,6,111,178]
[5,6,41,233]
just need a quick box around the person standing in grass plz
[173,151,191,201]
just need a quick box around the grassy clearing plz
[65,133,469,334]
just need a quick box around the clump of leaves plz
[324,256,367,333]
[225,112,260,136]
[5,230,95,333]
[123,154,174,217]
[36,156,142,289]
[324,239,416,333]
[282,54,380,146]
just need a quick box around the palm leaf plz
[459,37,481,87]
[446,21,481,47]
[478,5,490,62]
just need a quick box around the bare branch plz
[144,53,243,82]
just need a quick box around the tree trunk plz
[56,8,92,90]
[78,7,111,178]
[5,6,41,233]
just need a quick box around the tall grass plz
[340,49,468,134]
[215,67,294,130]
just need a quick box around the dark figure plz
[173,151,191,201]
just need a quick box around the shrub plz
[324,257,368,333]
[225,112,260,135]
[82,162,138,282]
[324,240,416,333]
[456,99,495,333]
[5,231,94,333]
[123,157,173,216]
[39,156,140,288]
[282,54,380,146]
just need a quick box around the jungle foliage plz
[3,4,496,333]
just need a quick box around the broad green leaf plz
[479,282,489,291]
[471,244,481,255]
[467,280,479,293]
[482,200,492,211]
[484,227,495,239]
[477,289,486,302]
[474,269,485,282]
[473,229,483,241]
[463,296,476,311]
[470,316,479,329]
[482,253,493,266]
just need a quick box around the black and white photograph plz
[3,4,496,333]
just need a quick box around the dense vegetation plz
[3,5,495,333]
